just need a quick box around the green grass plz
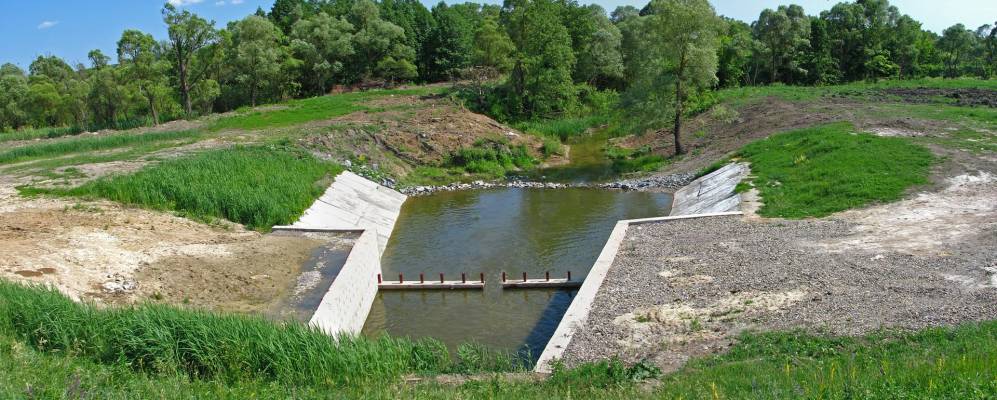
[210,87,440,131]
[1,277,995,399]
[514,114,611,141]
[918,128,997,153]
[23,147,340,230]
[0,130,202,165]
[446,139,536,178]
[0,126,84,143]
[606,145,667,173]
[716,77,997,105]
[736,122,934,218]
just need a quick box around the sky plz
[2,0,995,70]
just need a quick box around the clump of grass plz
[606,145,666,173]
[25,146,340,230]
[737,122,934,218]
[447,139,535,178]
[514,114,611,141]
[541,136,564,157]
[0,130,202,165]
[210,87,439,131]
[0,280,521,390]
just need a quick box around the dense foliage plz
[0,0,994,134]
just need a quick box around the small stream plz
[362,132,674,357]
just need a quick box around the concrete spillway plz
[273,171,406,336]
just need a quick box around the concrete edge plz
[532,211,745,374]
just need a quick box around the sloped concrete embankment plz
[534,163,748,373]
[273,171,406,336]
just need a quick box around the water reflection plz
[363,187,672,356]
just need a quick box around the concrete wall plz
[273,171,406,336]
[670,163,749,216]
[535,162,751,373]
[308,229,382,336]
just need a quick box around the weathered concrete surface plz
[308,229,382,336]
[669,163,749,216]
[534,212,743,373]
[276,171,407,336]
[274,171,406,252]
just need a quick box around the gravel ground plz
[561,215,997,372]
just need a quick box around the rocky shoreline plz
[396,173,697,196]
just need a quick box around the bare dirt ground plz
[0,179,329,315]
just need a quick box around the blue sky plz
[3,0,995,70]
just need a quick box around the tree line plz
[1,0,994,135]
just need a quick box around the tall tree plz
[717,18,753,87]
[623,0,720,155]
[573,5,624,88]
[228,16,287,106]
[0,64,30,131]
[938,23,974,78]
[348,0,417,83]
[162,3,218,116]
[472,15,515,73]
[423,2,475,81]
[289,12,354,95]
[118,30,168,125]
[753,5,810,84]
[505,0,577,117]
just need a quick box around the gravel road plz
[561,215,997,372]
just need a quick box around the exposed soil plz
[0,179,331,315]
[302,92,547,176]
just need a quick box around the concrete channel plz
[533,163,750,373]
[273,171,406,336]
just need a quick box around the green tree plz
[573,5,624,88]
[472,15,515,73]
[348,0,416,83]
[717,17,753,87]
[228,16,287,106]
[0,64,30,131]
[505,0,577,118]
[938,23,975,78]
[423,2,475,81]
[162,3,218,116]
[753,4,810,84]
[290,12,354,95]
[118,30,169,125]
[269,0,307,34]
[623,0,720,155]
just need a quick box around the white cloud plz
[231,0,244,4]
[37,20,59,30]
[167,0,204,6]
[214,0,225,5]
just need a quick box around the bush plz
[447,139,536,177]
[541,136,564,157]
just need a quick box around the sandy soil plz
[0,179,328,314]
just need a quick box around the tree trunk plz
[179,61,192,117]
[149,96,160,126]
[673,52,687,156]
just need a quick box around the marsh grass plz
[0,130,202,165]
[24,146,340,230]
[737,122,934,218]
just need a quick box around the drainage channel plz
[362,187,672,358]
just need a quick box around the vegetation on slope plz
[1,280,994,399]
[736,122,934,218]
[0,130,201,165]
[24,147,340,230]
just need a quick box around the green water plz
[534,130,616,183]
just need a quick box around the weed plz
[0,130,202,165]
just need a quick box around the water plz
[363,187,672,356]
[267,232,356,323]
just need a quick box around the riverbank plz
[397,173,696,196]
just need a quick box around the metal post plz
[502,271,507,282]
[461,272,466,283]
[522,272,527,282]
[440,273,444,283]
[420,273,424,284]
[399,273,403,284]
[377,273,382,284]
[567,271,572,281]
[545,271,550,281]
[480,272,485,283]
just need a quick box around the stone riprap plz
[670,162,749,216]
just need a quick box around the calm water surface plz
[362,187,672,356]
